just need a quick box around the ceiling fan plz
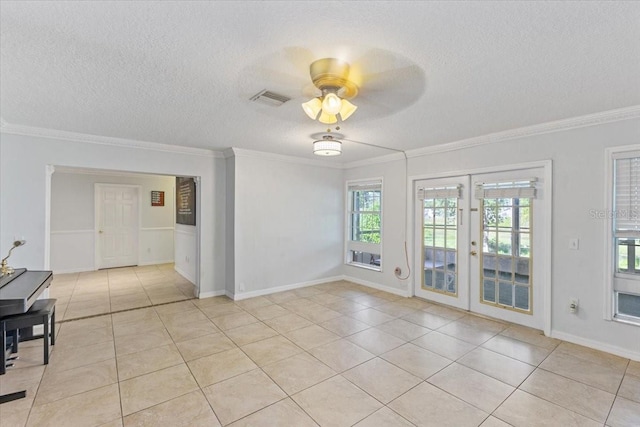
[301,57,359,125]
[241,46,427,155]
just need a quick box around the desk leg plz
[0,322,27,405]
[1,320,5,375]
[0,390,26,404]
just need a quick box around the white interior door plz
[414,176,470,310]
[96,184,139,269]
[469,168,546,329]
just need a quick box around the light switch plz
[569,238,579,250]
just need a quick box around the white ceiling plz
[1,1,639,163]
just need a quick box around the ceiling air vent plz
[250,90,291,107]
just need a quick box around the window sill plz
[612,315,640,327]
[346,262,382,272]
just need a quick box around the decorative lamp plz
[0,240,26,277]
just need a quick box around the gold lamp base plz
[0,260,15,277]
[0,240,26,277]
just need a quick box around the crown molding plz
[406,105,640,159]
[228,147,345,169]
[344,151,406,169]
[3,105,637,167]
[53,165,181,179]
[0,120,224,158]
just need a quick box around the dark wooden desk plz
[0,268,53,404]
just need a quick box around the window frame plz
[604,145,640,325]
[345,178,383,271]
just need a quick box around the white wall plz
[229,150,344,298]
[345,118,640,359]
[50,171,176,273]
[0,132,226,296]
[174,223,196,283]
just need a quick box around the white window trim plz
[345,177,383,271]
[604,145,640,323]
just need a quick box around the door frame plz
[94,183,142,270]
[45,166,202,298]
[407,160,552,336]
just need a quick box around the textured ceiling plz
[1,1,639,163]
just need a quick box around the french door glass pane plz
[483,280,496,302]
[422,197,458,295]
[498,282,513,306]
[481,197,533,313]
[515,286,530,310]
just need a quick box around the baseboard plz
[138,259,174,267]
[551,330,640,362]
[232,276,344,301]
[198,289,227,299]
[174,265,196,284]
[341,275,411,298]
[54,260,174,274]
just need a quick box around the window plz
[346,179,382,270]
[610,150,640,324]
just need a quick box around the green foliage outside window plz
[351,190,381,243]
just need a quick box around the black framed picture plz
[176,177,196,225]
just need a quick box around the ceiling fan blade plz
[238,46,321,101]
[348,92,398,118]
[361,65,426,92]
[238,65,308,100]
[282,46,316,75]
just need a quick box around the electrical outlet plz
[568,238,579,250]
[569,298,579,313]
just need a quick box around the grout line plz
[57,297,197,324]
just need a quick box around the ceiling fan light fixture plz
[318,110,338,124]
[302,97,322,120]
[338,99,357,121]
[313,136,342,156]
[321,92,342,115]
[301,58,359,123]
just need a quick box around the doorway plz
[414,164,550,331]
[47,167,202,320]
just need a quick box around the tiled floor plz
[48,264,196,321]
[1,279,639,426]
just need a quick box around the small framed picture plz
[151,190,165,206]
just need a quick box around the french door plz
[414,167,547,329]
[414,176,470,310]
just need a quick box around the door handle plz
[470,250,477,256]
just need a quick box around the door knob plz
[470,250,477,256]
